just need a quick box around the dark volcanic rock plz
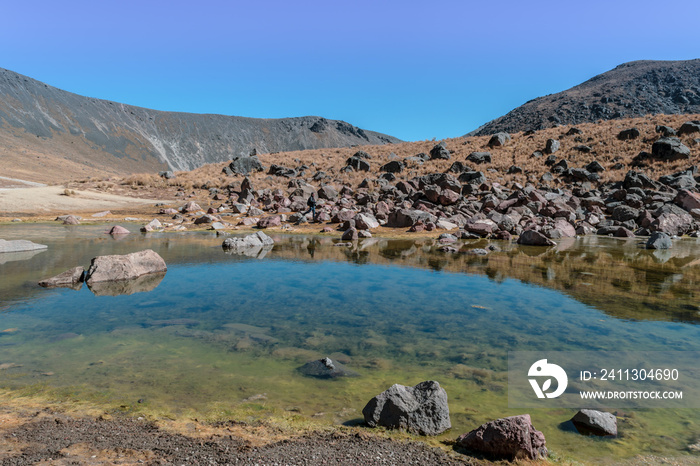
[380,160,405,173]
[429,142,451,160]
[487,132,510,148]
[646,232,672,249]
[571,409,617,437]
[517,230,556,246]
[678,121,700,135]
[456,414,547,460]
[298,357,358,379]
[651,137,691,161]
[617,128,640,140]
[225,155,265,176]
[345,156,371,171]
[362,381,451,436]
[466,152,491,164]
[268,164,297,178]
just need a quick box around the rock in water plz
[571,409,617,437]
[0,239,48,253]
[222,231,274,250]
[84,250,167,284]
[298,357,358,379]
[517,230,556,246]
[38,267,84,288]
[646,232,672,249]
[362,380,451,435]
[456,414,547,460]
[108,225,130,235]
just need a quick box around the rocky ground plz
[0,405,482,465]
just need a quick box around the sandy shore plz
[0,186,168,216]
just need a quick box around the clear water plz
[1,223,700,463]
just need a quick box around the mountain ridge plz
[471,59,700,136]
[0,67,400,178]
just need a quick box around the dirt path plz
[0,186,168,216]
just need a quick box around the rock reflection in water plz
[270,235,700,324]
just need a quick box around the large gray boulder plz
[571,409,617,437]
[429,142,451,160]
[0,239,47,253]
[362,381,451,436]
[487,132,510,148]
[223,155,265,176]
[85,250,167,284]
[456,414,547,460]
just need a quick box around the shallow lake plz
[1,223,700,463]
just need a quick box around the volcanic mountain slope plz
[472,59,700,136]
[0,68,400,182]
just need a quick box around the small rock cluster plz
[357,378,618,461]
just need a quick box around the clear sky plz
[3,1,699,141]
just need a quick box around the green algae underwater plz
[1,223,700,463]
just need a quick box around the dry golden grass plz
[165,113,700,192]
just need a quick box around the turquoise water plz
[1,224,700,462]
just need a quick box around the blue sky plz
[3,1,699,141]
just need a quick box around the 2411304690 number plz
[599,368,679,381]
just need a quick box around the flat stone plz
[0,239,48,253]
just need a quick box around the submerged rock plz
[0,239,48,253]
[456,414,547,460]
[298,357,359,379]
[362,380,451,435]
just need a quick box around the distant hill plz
[0,68,400,180]
[471,59,700,136]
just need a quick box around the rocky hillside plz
[0,68,400,181]
[472,59,700,136]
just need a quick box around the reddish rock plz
[438,189,460,206]
[464,219,497,237]
[107,226,130,235]
[614,227,636,238]
[181,201,202,213]
[675,190,700,212]
[456,414,547,461]
[257,216,282,228]
[547,218,576,239]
